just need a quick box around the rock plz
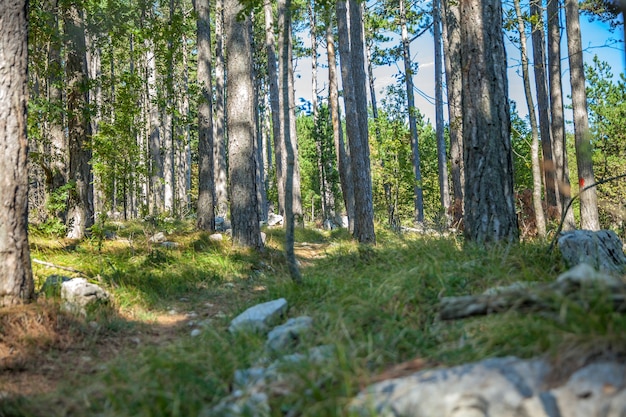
[207,391,270,417]
[191,329,202,337]
[265,316,313,352]
[39,275,71,298]
[229,298,288,333]
[161,241,179,249]
[149,232,166,243]
[482,281,530,296]
[558,230,626,274]
[351,357,549,417]
[209,233,223,242]
[260,232,267,245]
[556,263,623,288]
[61,278,110,315]
[351,357,626,417]
[267,213,283,227]
[341,215,349,228]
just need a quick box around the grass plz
[2,221,626,416]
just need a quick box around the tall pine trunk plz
[441,0,464,226]
[547,0,576,229]
[0,0,34,306]
[214,0,229,219]
[225,0,263,249]
[513,0,547,237]
[460,0,519,243]
[64,4,94,239]
[564,0,600,230]
[325,10,355,230]
[196,0,216,231]
[337,0,375,243]
[433,0,451,219]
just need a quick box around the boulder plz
[61,278,110,315]
[558,230,626,274]
[266,316,313,352]
[267,213,283,227]
[351,357,626,417]
[209,233,223,242]
[229,298,288,334]
[149,232,166,243]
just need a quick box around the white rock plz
[209,233,223,241]
[149,232,166,243]
[558,230,626,274]
[191,329,202,337]
[229,298,288,333]
[61,278,110,315]
[556,263,622,287]
[266,316,313,352]
[267,213,283,226]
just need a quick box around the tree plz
[337,0,375,244]
[196,0,216,231]
[441,0,464,225]
[0,0,34,305]
[511,0,547,236]
[325,8,355,230]
[547,0,576,229]
[225,0,262,249]
[433,0,451,220]
[214,0,229,219]
[64,3,94,239]
[461,0,519,243]
[565,0,600,230]
[400,0,425,224]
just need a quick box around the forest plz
[1,0,626,415]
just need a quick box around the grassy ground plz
[1,221,625,416]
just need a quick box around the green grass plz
[7,221,626,416]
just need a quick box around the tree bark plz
[325,10,355,231]
[337,0,375,243]
[196,0,216,231]
[513,0,547,237]
[460,0,519,243]
[433,0,451,219]
[64,4,94,239]
[214,0,229,219]
[0,0,34,306]
[564,0,600,230]
[226,0,263,249]
[400,0,425,224]
[547,0,576,230]
[530,0,557,218]
[441,0,464,226]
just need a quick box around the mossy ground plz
[1,221,625,416]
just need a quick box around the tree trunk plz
[146,33,162,215]
[214,0,229,219]
[441,0,464,226]
[225,0,263,249]
[325,10,355,230]
[0,0,34,306]
[564,0,600,230]
[278,0,302,282]
[64,4,94,239]
[337,0,375,243]
[547,0,576,230]
[278,0,303,221]
[513,0,547,237]
[460,0,519,243]
[196,0,215,231]
[400,0,425,224]
[163,0,176,214]
[433,0,451,220]
[530,0,558,218]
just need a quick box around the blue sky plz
[294,9,624,126]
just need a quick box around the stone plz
[61,278,110,315]
[556,263,623,288]
[190,329,202,337]
[161,241,179,249]
[149,232,167,243]
[207,391,270,417]
[352,357,626,417]
[266,316,313,352]
[558,230,626,274]
[261,232,267,245]
[209,233,223,242]
[229,298,288,333]
[267,213,283,227]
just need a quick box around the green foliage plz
[585,57,626,233]
[510,101,534,193]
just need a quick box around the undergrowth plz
[3,221,625,417]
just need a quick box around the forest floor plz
[1,221,625,416]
